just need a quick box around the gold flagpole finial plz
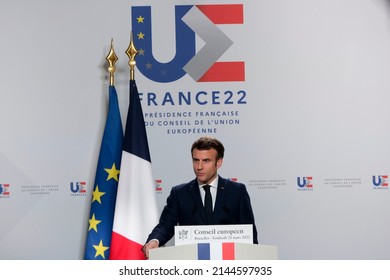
[126,32,138,81]
[106,38,118,86]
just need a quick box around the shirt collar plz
[199,176,218,190]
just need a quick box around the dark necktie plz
[203,185,213,224]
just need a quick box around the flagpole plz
[84,39,123,260]
[106,39,118,86]
[109,31,159,260]
[126,32,138,81]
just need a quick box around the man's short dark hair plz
[191,137,225,160]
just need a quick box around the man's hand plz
[142,239,159,259]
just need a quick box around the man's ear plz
[217,158,223,169]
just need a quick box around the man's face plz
[192,148,223,184]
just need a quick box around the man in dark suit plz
[142,137,258,258]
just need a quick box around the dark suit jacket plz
[146,176,258,245]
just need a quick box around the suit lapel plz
[212,176,226,223]
[189,180,208,223]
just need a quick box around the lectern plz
[149,242,278,260]
[149,224,277,260]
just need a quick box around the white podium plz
[149,242,278,260]
[149,225,277,260]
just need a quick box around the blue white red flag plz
[197,243,236,260]
[109,80,159,260]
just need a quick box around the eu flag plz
[84,85,123,259]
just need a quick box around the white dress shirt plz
[198,176,218,210]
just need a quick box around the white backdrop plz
[1,0,390,260]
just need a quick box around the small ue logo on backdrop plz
[0,184,10,197]
[155,179,163,193]
[372,175,388,189]
[70,182,87,196]
[297,177,313,191]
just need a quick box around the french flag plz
[197,243,236,260]
[109,80,159,260]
